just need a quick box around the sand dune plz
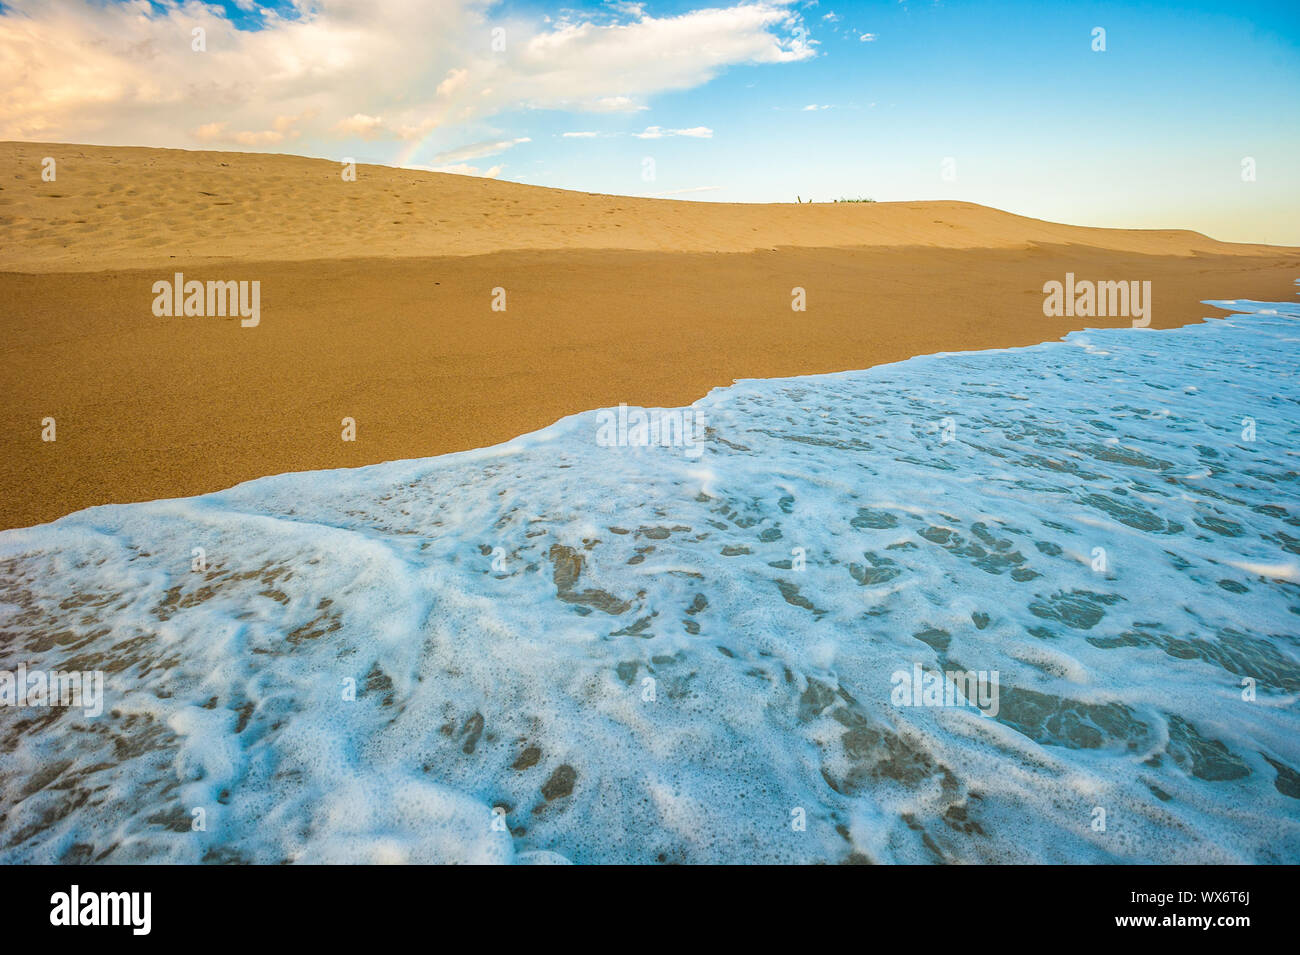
[1,141,1297,529]
[0,141,1288,271]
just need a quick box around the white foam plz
[1,302,1298,863]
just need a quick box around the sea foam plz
[1,299,1298,863]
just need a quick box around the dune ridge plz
[1,141,1291,272]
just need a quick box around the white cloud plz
[437,68,471,97]
[0,0,811,155]
[859,33,876,42]
[562,131,602,138]
[330,113,438,141]
[634,125,714,139]
[421,162,504,178]
[587,96,651,113]
[430,137,531,164]
[194,112,314,146]
[801,104,832,111]
[331,114,387,140]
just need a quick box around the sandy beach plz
[4,0,1300,879]
[2,140,1297,530]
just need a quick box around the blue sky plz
[494,0,1300,243]
[3,0,1298,242]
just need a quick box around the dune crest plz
[1,141,1289,273]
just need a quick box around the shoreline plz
[2,300,1275,524]
[6,295,1297,864]
[2,253,1297,531]
[2,142,1297,531]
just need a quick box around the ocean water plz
[1,299,1298,864]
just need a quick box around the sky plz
[2,0,1298,243]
